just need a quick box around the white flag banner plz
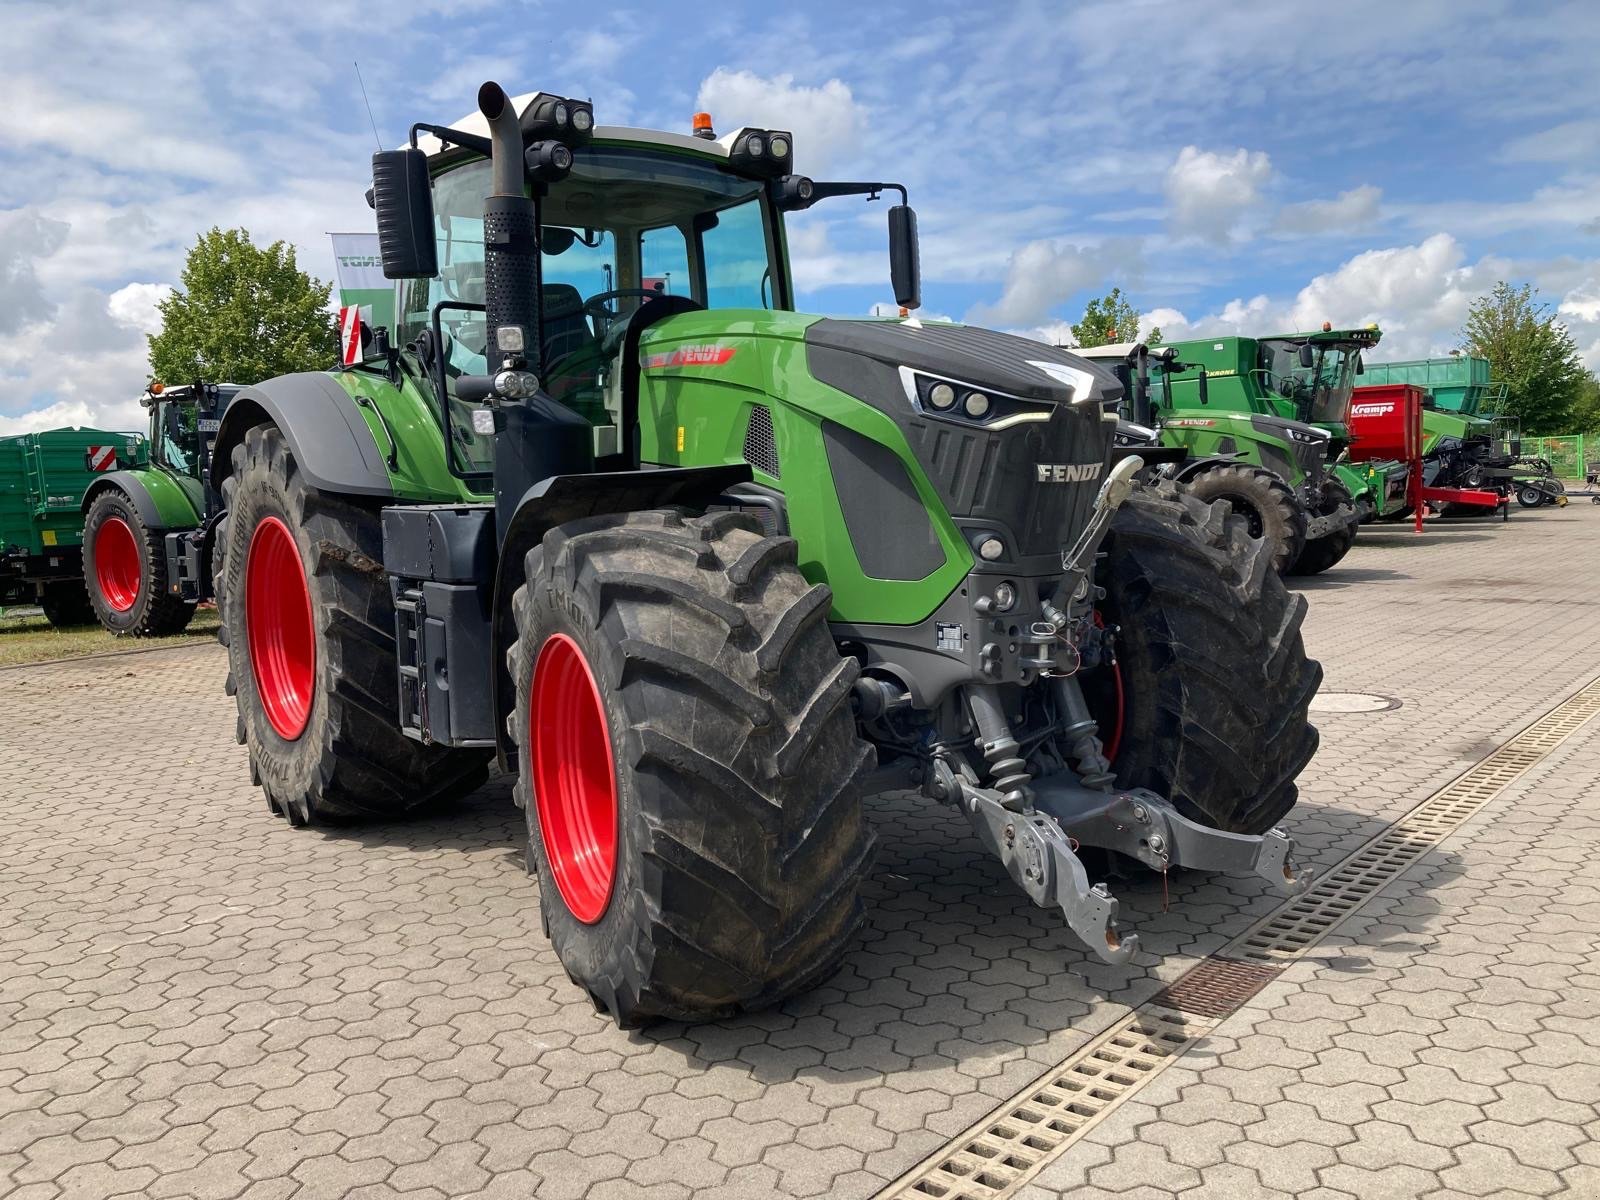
[330,233,387,293]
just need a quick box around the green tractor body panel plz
[1,428,144,556]
[84,466,204,530]
[335,369,487,502]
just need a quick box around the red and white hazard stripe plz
[86,445,117,472]
[339,306,362,365]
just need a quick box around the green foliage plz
[1070,288,1161,348]
[1571,372,1600,436]
[1459,282,1588,435]
[148,228,337,386]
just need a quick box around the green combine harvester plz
[1,427,143,626]
[1079,326,1395,575]
[80,381,240,634]
[1357,355,1564,512]
[208,81,1320,1025]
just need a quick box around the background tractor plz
[1,427,143,626]
[81,381,239,635]
[1076,337,1375,576]
[210,81,1321,1025]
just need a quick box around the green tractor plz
[210,81,1320,1025]
[1077,330,1389,575]
[80,381,240,635]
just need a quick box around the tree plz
[1459,282,1588,435]
[148,228,337,385]
[1070,287,1161,349]
[1572,371,1600,437]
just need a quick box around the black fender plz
[210,372,393,496]
[489,463,753,769]
[82,472,172,531]
[1172,453,1243,484]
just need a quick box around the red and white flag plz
[339,305,363,365]
[86,446,117,472]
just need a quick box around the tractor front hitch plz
[1030,779,1315,896]
[1304,502,1357,541]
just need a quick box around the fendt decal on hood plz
[1036,462,1104,483]
[642,344,738,369]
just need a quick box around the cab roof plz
[415,91,760,164]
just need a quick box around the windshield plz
[156,402,198,472]
[1258,339,1362,425]
[399,146,783,475]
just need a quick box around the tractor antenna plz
[354,62,383,150]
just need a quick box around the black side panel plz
[822,421,945,581]
[211,373,393,497]
[382,504,497,583]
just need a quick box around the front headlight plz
[898,368,1054,429]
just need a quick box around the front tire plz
[217,424,489,825]
[1182,464,1307,575]
[1287,479,1358,576]
[83,490,195,636]
[1092,480,1322,834]
[38,581,95,628]
[509,509,876,1026]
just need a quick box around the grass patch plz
[0,606,221,667]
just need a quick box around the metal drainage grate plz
[880,675,1600,1200]
[1148,957,1282,1019]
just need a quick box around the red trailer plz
[1347,384,1502,530]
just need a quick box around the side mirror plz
[1297,343,1316,369]
[888,205,921,311]
[371,148,437,279]
[1197,369,1209,405]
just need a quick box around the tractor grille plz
[742,405,781,479]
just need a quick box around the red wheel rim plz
[530,633,618,924]
[94,516,141,612]
[245,516,315,741]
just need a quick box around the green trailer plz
[1,427,145,626]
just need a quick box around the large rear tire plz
[1182,464,1307,575]
[1092,480,1322,834]
[38,581,95,628]
[509,508,876,1026]
[217,425,489,825]
[83,490,195,636]
[1287,479,1357,576]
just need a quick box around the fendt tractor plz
[81,381,240,635]
[209,82,1320,1025]
[1076,330,1387,576]
[1,426,143,626]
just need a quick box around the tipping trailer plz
[0,427,143,626]
[208,81,1321,1025]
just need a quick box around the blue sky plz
[4,0,1600,431]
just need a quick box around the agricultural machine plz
[1359,356,1565,513]
[1346,384,1502,526]
[1076,331,1385,576]
[210,82,1320,1025]
[80,381,240,635]
[1,427,143,626]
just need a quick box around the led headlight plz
[928,382,956,409]
[964,391,991,418]
[554,102,569,127]
[769,135,789,157]
[572,108,593,133]
[747,135,765,157]
[978,537,1004,561]
[992,582,1017,611]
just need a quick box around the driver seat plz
[541,284,601,405]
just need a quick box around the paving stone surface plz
[2,504,1598,1199]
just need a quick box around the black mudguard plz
[489,464,753,768]
[81,472,168,530]
[210,373,394,497]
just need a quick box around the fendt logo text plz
[1037,463,1104,483]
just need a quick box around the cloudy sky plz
[5,0,1600,433]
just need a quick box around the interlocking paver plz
[4,507,1600,1199]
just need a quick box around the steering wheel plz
[582,288,667,330]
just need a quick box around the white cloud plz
[1273,185,1382,235]
[107,282,171,333]
[0,400,101,436]
[965,238,1135,328]
[696,69,863,175]
[1501,119,1600,164]
[1165,146,1272,244]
